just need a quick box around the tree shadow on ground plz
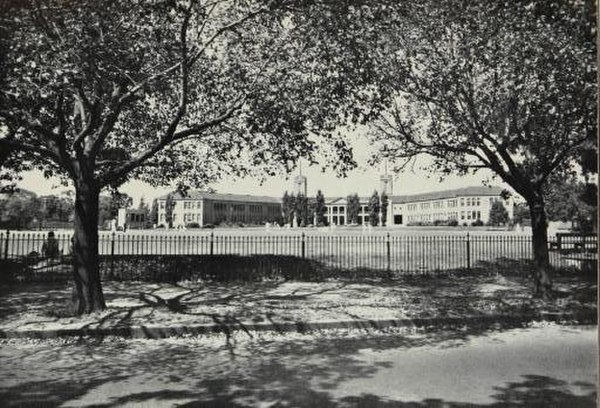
[0,328,596,407]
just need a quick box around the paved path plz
[0,324,596,407]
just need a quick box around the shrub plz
[472,219,484,226]
[186,222,200,228]
[447,219,459,226]
[155,224,165,229]
[202,224,215,229]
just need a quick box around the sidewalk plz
[0,272,596,339]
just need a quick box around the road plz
[0,324,596,407]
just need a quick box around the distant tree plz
[314,190,327,226]
[488,201,509,226]
[0,190,39,229]
[282,191,295,226]
[149,199,159,226]
[164,194,175,229]
[296,194,309,227]
[346,194,360,224]
[512,203,531,226]
[368,191,380,227]
[380,192,389,226]
[545,180,596,232]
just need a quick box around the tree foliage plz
[545,179,597,232]
[380,192,389,226]
[295,193,309,226]
[164,194,175,228]
[0,189,39,229]
[368,190,380,226]
[488,200,509,226]
[149,199,159,225]
[346,193,360,224]
[314,189,326,226]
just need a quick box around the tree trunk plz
[71,179,106,314]
[528,197,552,299]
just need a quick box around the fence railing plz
[1,230,596,274]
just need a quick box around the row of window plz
[406,210,482,222]
[404,196,495,212]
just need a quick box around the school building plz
[156,191,282,228]
[324,186,514,226]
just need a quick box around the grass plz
[0,269,595,335]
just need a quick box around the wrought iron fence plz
[0,230,596,274]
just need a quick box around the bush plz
[472,220,484,226]
[155,224,165,229]
[186,222,200,228]
[202,224,215,229]
[447,219,459,226]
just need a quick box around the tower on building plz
[379,160,393,196]
[294,161,308,197]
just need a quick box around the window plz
[159,201,165,209]
[214,203,227,211]
[477,211,481,219]
[460,198,464,206]
[461,211,465,220]
[333,206,338,214]
[476,198,481,206]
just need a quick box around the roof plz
[391,186,504,204]
[157,191,281,204]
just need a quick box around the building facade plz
[156,191,282,228]
[323,186,514,226]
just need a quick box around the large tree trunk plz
[528,196,552,299]
[71,179,106,314]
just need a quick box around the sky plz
[16,162,507,206]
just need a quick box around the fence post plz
[301,232,306,258]
[386,233,391,271]
[110,232,116,277]
[466,232,471,271]
[210,231,214,255]
[3,230,9,260]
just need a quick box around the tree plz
[372,0,596,298]
[368,191,380,227]
[314,190,326,226]
[545,179,597,232]
[346,193,360,224]
[488,201,509,226]
[513,203,531,226]
[295,193,309,227]
[149,199,159,226]
[138,196,150,227]
[164,194,175,229]
[380,192,389,226]
[282,191,295,226]
[0,1,382,313]
[0,189,40,229]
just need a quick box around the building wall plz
[157,197,281,227]
[392,195,514,225]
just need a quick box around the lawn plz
[0,270,595,336]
